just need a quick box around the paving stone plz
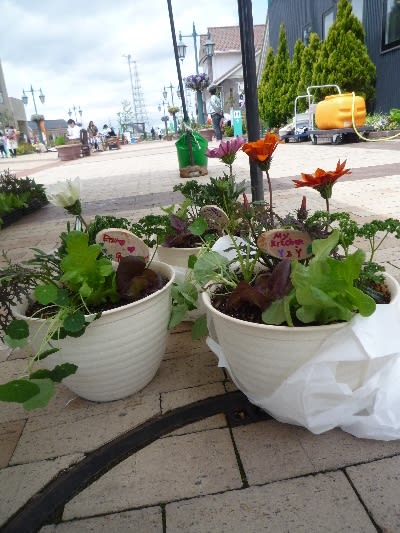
[0,420,25,468]
[346,455,400,531]
[11,392,160,464]
[40,507,162,532]
[63,428,242,520]
[165,329,205,359]
[0,454,83,527]
[166,471,375,532]
[161,382,227,435]
[233,421,316,484]
[144,350,224,394]
[297,426,400,471]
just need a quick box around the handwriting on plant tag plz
[96,229,149,262]
[257,230,312,260]
[199,205,229,232]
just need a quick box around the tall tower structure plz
[124,55,150,132]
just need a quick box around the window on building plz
[382,0,400,50]
[0,91,3,104]
[351,0,363,22]
[323,8,334,39]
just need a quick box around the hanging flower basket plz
[185,73,210,91]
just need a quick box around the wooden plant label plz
[95,228,150,263]
[199,205,229,232]
[257,230,312,260]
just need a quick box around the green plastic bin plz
[175,131,208,169]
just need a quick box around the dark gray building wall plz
[267,0,400,112]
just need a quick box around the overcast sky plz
[0,0,267,131]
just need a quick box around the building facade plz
[200,25,266,115]
[265,0,400,112]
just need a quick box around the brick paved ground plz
[1,138,400,531]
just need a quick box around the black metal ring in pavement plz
[3,390,271,533]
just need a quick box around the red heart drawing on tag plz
[127,246,136,253]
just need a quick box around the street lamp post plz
[164,82,178,132]
[158,101,169,136]
[177,22,215,125]
[22,85,46,144]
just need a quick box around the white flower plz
[46,177,81,209]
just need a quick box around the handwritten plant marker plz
[257,229,312,260]
[199,205,229,232]
[96,228,150,262]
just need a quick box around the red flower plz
[242,133,280,171]
[292,159,351,199]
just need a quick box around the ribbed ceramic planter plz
[14,261,175,402]
[202,273,400,397]
[157,245,201,269]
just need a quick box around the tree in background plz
[260,24,291,128]
[286,39,305,116]
[297,32,321,111]
[258,47,275,127]
[117,100,134,132]
[312,0,376,107]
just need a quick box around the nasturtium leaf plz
[6,319,29,340]
[0,379,39,403]
[30,363,77,383]
[54,288,70,306]
[63,310,86,332]
[188,217,208,236]
[4,334,28,349]
[191,314,208,340]
[35,284,58,305]
[23,379,55,410]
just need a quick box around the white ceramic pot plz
[156,245,201,269]
[14,261,175,402]
[202,273,400,397]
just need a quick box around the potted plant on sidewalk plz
[183,134,400,435]
[0,178,175,409]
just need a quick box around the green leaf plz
[35,284,58,305]
[6,320,29,340]
[30,363,78,383]
[0,380,39,404]
[188,217,208,236]
[191,314,208,339]
[193,251,230,286]
[168,304,188,329]
[4,334,28,349]
[262,299,287,325]
[54,288,70,306]
[187,254,198,269]
[63,310,86,332]
[23,379,55,410]
[312,230,340,261]
[37,347,60,360]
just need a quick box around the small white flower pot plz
[156,245,201,269]
[14,262,175,402]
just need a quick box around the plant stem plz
[265,170,274,227]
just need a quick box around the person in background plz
[207,86,224,141]
[87,120,99,151]
[0,131,9,158]
[5,125,18,157]
[67,119,81,140]
[102,124,116,137]
[151,127,156,140]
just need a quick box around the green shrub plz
[55,135,67,146]
[16,143,35,155]
[224,125,234,137]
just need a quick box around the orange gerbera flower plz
[292,159,351,199]
[242,132,280,171]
